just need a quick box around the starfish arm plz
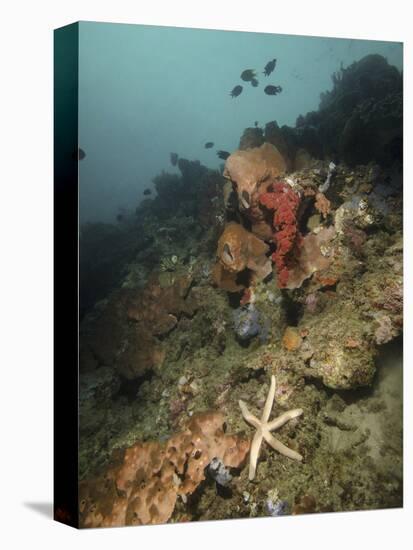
[238,400,261,430]
[263,430,303,462]
[266,408,303,431]
[261,375,276,423]
[248,431,263,480]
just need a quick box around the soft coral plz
[259,181,302,287]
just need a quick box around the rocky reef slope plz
[78,54,403,527]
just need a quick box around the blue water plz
[78,22,402,222]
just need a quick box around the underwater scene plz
[77,22,403,527]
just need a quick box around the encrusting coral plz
[127,273,197,337]
[79,289,165,379]
[79,411,250,527]
[79,270,200,381]
[284,226,336,290]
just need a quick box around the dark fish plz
[143,188,152,195]
[241,69,256,82]
[264,85,282,96]
[170,152,178,166]
[71,147,86,161]
[217,150,230,160]
[254,121,259,127]
[263,59,277,76]
[116,214,124,222]
[251,78,259,87]
[230,85,243,98]
[205,142,214,149]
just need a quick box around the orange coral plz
[223,143,286,236]
[314,274,338,288]
[212,262,245,293]
[213,222,272,291]
[282,327,302,351]
[79,412,250,528]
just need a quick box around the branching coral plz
[79,412,250,527]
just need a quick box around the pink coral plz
[259,181,302,287]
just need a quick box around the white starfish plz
[239,375,303,480]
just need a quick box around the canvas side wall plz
[53,22,79,529]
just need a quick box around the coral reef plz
[223,143,287,238]
[248,56,403,170]
[296,54,403,166]
[79,270,200,382]
[259,181,302,287]
[79,288,163,379]
[284,226,336,289]
[213,222,272,291]
[79,152,403,519]
[239,127,264,150]
[78,53,403,526]
[127,273,197,337]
